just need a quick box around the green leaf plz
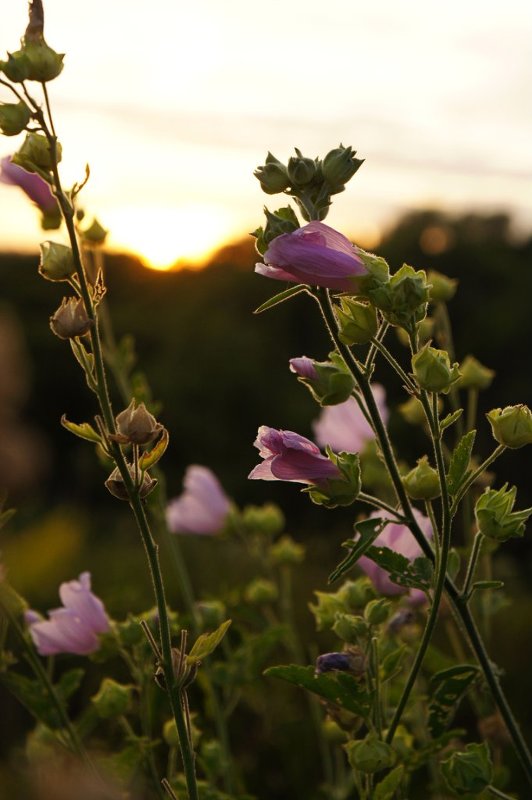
[264,664,372,718]
[446,430,476,495]
[440,408,463,432]
[253,284,308,314]
[374,765,405,800]
[187,620,232,665]
[428,664,479,737]
[381,646,407,681]
[56,668,84,701]
[328,517,389,584]
[139,428,169,470]
[61,415,101,444]
[363,546,433,592]
[472,580,504,592]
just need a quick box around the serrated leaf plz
[364,546,433,592]
[187,620,232,665]
[139,428,169,470]
[440,409,463,431]
[61,415,101,443]
[329,518,389,584]
[374,765,405,800]
[253,284,308,314]
[446,430,476,495]
[428,664,479,737]
[264,664,372,718]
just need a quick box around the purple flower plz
[249,426,340,484]
[315,651,358,675]
[25,572,110,656]
[313,384,388,453]
[289,356,317,380]
[166,465,231,535]
[0,155,58,214]
[358,509,433,602]
[255,221,367,291]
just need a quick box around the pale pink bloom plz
[0,155,58,213]
[313,384,388,453]
[256,221,367,291]
[166,465,231,535]
[359,509,433,603]
[26,572,110,656]
[249,426,340,484]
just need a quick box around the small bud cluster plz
[475,484,532,542]
[254,144,363,222]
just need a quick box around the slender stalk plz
[368,337,417,391]
[358,492,405,520]
[364,320,389,373]
[461,532,484,600]
[450,445,506,516]
[487,786,517,800]
[371,637,382,737]
[466,388,478,433]
[314,289,532,786]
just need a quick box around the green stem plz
[461,532,484,600]
[487,786,517,800]
[358,492,405,521]
[314,289,532,786]
[371,637,382,737]
[368,337,417,391]
[450,445,506,516]
[364,320,389,373]
[467,388,478,433]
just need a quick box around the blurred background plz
[1,0,532,796]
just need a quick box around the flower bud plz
[486,405,532,449]
[345,734,396,774]
[457,355,495,391]
[427,269,458,303]
[253,152,290,194]
[441,742,493,796]
[105,464,157,501]
[1,51,31,82]
[364,598,391,626]
[49,297,92,339]
[0,101,31,136]
[333,613,368,644]
[321,144,363,193]
[244,578,278,605]
[20,41,64,82]
[290,352,356,406]
[115,399,162,445]
[39,241,75,281]
[91,678,133,719]
[269,535,305,565]
[309,591,345,631]
[398,396,426,426]
[411,344,461,393]
[315,647,366,677]
[369,264,430,330]
[241,503,285,536]
[475,484,532,542]
[81,217,108,246]
[336,578,375,609]
[14,132,61,172]
[252,205,299,255]
[403,456,441,500]
[287,148,317,187]
[200,739,226,778]
[306,450,361,508]
[336,297,378,345]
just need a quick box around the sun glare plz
[105,205,232,271]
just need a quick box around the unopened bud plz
[332,613,368,644]
[290,352,355,406]
[403,456,441,500]
[0,101,31,136]
[21,41,64,82]
[369,264,429,330]
[244,578,278,605]
[269,535,305,565]
[412,344,461,393]
[486,405,532,449]
[195,600,226,630]
[364,598,391,626]
[39,241,74,281]
[345,734,396,774]
[115,399,162,445]
[321,144,363,193]
[287,148,317,187]
[81,218,108,246]
[252,205,299,255]
[14,132,61,173]
[336,297,378,345]
[441,742,493,796]
[475,484,532,542]
[427,269,458,303]
[253,152,290,194]
[49,297,92,339]
[241,503,285,536]
[91,678,132,719]
[1,51,31,83]
[457,355,495,391]
[105,464,157,501]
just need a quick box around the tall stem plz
[314,289,532,786]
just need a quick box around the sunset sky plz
[1,0,531,269]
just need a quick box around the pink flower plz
[25,572,110,656]
[0,155,58,214]
[249,426,340,484]
[358,509,433,602]
[289,356,317,380]
[313,384,388,453]
[255,221,367,291]
[166,465,231,535]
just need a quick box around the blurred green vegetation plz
[1,209,532,796]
